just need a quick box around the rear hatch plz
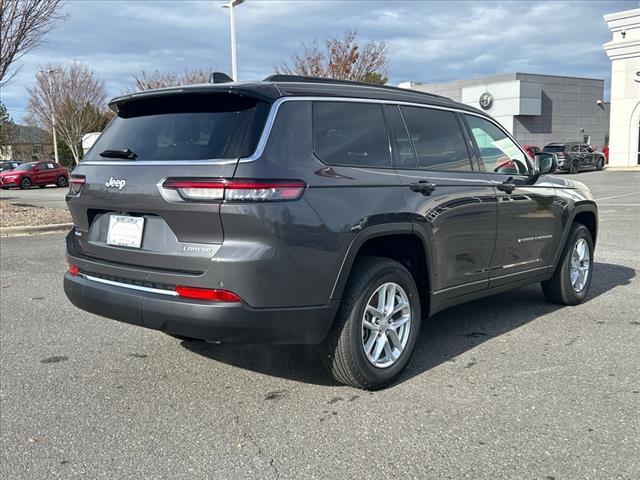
[67,90,271,274]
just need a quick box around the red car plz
[523,144,541,159]
[0,161,69,190]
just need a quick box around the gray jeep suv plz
[64,75,598,389]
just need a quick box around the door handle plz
[409,181,437,196]
[496,181,515,194]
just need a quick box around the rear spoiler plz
[108,82,280,112]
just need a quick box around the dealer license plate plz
[107,215,145,248]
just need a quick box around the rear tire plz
[596,158,604,171]
[57,176,68,187]
[541,224,593,305]
[569,161,579,174]
[20,178,31,190]
[321,256,421,390]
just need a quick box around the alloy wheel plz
[570,238,590,292]
[361,282,411,369]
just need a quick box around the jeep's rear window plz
[84,94,270,161]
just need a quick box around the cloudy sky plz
[1,0,636,123]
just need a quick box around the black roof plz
[108,76,483,115]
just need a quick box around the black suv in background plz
[64,76,598,389]
[543,142,606,173]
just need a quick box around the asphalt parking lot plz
[1,170,639,479]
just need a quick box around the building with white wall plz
[399,73,610,149]
[604,8,640,167]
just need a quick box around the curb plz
[0,223,73,237]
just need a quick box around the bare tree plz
[26,63,107,164]
[276,30,388,84]
[0,0,66,86]
[129,67,216,92]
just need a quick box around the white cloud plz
[1,0,635,122]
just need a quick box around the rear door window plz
[312,102,391,168]
[84,93,270,161]
[400,106,473,171]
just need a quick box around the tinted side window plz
[313,102,391,168]
[464,115,529,175]
[400,106,472,171]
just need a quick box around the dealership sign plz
[479,92,494,110]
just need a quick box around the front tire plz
[541,224,594,305]
[57,176,68,187]
[20,178,31,190]
[321,257,421,390]
[596,158,604,171]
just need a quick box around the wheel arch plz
[552,202,598,268]
[330,223,433,315]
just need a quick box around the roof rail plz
[209,72,234,84]
[263,74,445,99]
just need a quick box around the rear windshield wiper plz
[99,148,137,160]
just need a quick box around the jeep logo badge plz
[105,177,126,190]
[479,92,494,110]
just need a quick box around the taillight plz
[69,176,86,195]
[175,286,241,302]
[68,264,79,276]
[162,179,306,202]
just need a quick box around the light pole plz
[40,68,61,162]
[221,0,245,81]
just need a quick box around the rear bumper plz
[63,272,338,344]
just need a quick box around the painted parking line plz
[597,203,640,207]
[596,191,640,202]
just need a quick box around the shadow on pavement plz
[181,262,635,388]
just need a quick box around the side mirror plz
[534,152,557,175]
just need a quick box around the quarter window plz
[465,115,529,175]
[400,106,472,171]
[313,102,391,168]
